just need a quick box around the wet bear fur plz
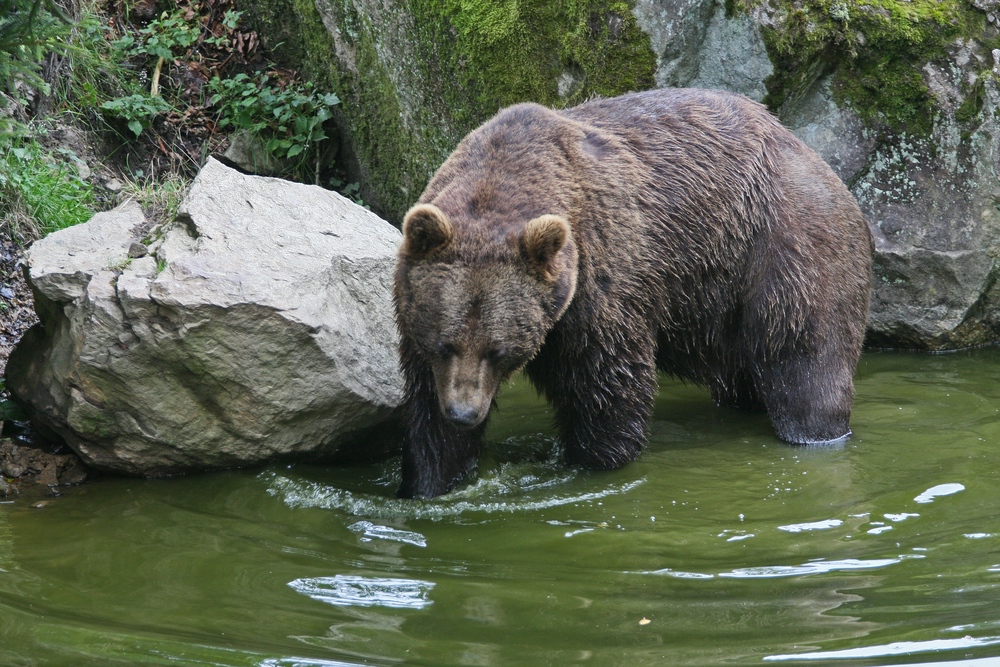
[393,88,873,498]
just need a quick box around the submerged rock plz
[6,159,404,475]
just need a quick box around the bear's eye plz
[486,346,510,363]
[436,342,457,359]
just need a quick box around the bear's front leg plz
[397,350,485,498]
[758,346,856,445]
[529,335,657,470]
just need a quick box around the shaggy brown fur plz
[393,88,873,498]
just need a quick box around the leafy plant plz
[99,92,171,136]
[203,9,242,50]
[48,11,139,111]
[208,72,340,180]
[114,9,200,95]
[130,11,199,62]
[329,176,367,208]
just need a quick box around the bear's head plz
[395,203,578,429]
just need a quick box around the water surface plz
[1,349,999,665]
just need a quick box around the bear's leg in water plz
[529,330,657,469]
[756,341,856,445]
[397,342,486,498]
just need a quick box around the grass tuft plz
[0,136,94,242]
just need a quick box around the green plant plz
[47,9,139,111]
[94,9,201,136]
[208,72,340,180]
[99,92,171,136]
[115,9,199,96]
[132,11,199,61]
[119,171,188,228]
[107,255,132,271]
[329,176,367,208]
[0,0,73,134]
[0,135,94,241]
[204,9,242,50]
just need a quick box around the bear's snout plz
[432,353,496,430]
[443,402,484,429]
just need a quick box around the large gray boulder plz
[6,159,404,475]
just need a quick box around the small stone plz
[127,241,148,258]
[0,286,13,299]
[2,460,26,478]
[104,177,123,192]
[32,500,50,509]
[75,161,92,181]
[35,463,58,486]
[58,462,88,486]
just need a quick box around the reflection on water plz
[644,557,911,580]
[914,482,965,504]
[346,520,427,547]
[0,501,12,572]
[765,635,1000,661]
[288,575,435,610]
[2,350,1000,665]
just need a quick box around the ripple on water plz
[260,657,372,667]
[777,519,844,533]
[346,521,428,547]
[641,556,921,580]
[263,438,645,521]
[763,635,1000,661]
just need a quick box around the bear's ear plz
[401,204,454,258]
[521,214,572,282]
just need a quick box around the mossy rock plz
[730,0,1000,135]
[241,0,656,223]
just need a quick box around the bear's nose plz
[444,403,481,429]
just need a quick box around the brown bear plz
[393,88,873,498]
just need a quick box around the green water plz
[2,350,1000,666]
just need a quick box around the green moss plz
[955,77,986,124]
[243,0,655,222]
[432,1,653,115]
[731,0,996,135]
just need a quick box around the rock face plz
[241,0,1000,350]
[6,159,404,475]
[242,0,659,223]
[637,1,1000,349]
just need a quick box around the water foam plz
[263,452,645,521]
